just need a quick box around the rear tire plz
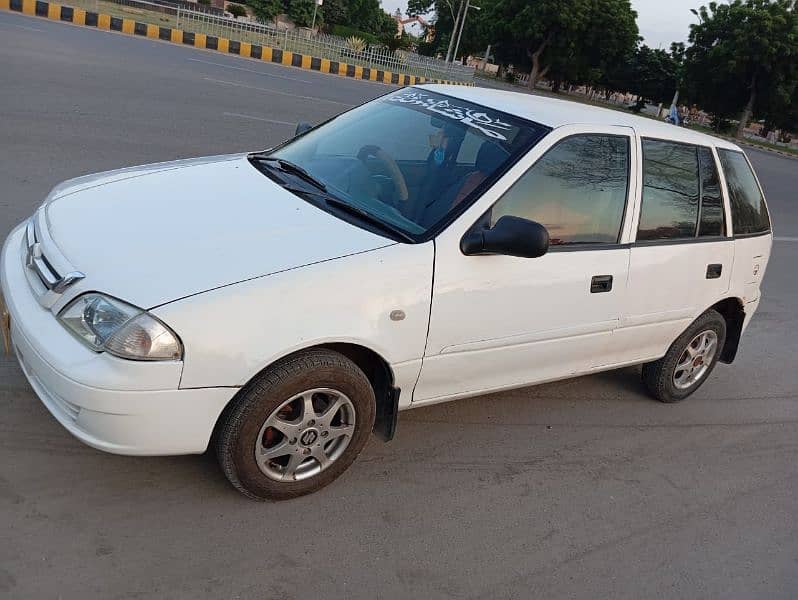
[216,349,376,500]
[642,309,726,403]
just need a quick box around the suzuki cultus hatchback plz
[1,86,772,499]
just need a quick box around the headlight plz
[59,293,182,361]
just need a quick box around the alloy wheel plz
[254,388,356,482]
[672,330,718,390]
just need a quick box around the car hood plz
[44,154,394,308]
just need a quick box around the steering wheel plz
[356,145,409,203]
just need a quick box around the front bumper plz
[1,224,235,455]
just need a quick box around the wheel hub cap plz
[299,428,319,447]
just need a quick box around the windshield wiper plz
[251,156,328,193]
[250,154,414,243]
[323,197,415,243]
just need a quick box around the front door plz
[413,127,638,404]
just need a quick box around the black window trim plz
[633,236,734,248]
[548,242,631,253]
[697,145,727,238]
[716,147,772,237]
[733,230,773,240]
[636,136,730,245]
[467,131,634,249]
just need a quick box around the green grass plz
[685,124,798,156]
[738,138,798,156]
[68,0,178,27]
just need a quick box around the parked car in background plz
[1,85,772,500]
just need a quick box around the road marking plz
[223,112,295,126]
[203,77,352,107]
[0,21,45,31]
[774,236,798,242]
[187,58,317,85]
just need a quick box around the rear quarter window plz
[717,149,771,235]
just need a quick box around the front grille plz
[25,220,61,289]
[23,214,85,309]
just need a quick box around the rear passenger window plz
[697,147,724,237]
[489,134,629,245]
[718,149,771,235]
[638,140,699,240]
[638,140,726,240]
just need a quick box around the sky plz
[382,0,700,50]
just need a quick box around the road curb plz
[0,0,473,87]
[735,140,798,160]
[710,132,798,160]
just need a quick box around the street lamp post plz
[445,0,465,63]
[452,0,480,64]
[311,0,323,31]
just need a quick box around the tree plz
[606,44,682,106]
[286,0,318,27]
[479,0,637,89]
[548,0,639,90]
[759,69,798,134]
[684,0,798,138]
[353,0,399,37]
[407,0,460,57]
[481,0,588,88]
[227,2,248,17]
[320,0,348,26]
[245,0,284,22]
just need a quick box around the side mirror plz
[295,121,313,137]
[460,215,549,258]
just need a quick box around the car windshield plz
[254,88,549,241]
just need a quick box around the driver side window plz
[489,134,630,245]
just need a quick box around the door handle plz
[706,264,722,279]
[590,275,613,293]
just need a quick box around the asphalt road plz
[2,10,797,600]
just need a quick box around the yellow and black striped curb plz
[1,0,473,86]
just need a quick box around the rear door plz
[612,137,734,365]
[717,148,773,307]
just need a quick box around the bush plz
[197,0,210,5]
[346,36,367,53]
[286,0,317,27]
[710,116,734,134]
[382,30,413,52]
[329,24,379,45]
[245,0,283,21]
[227,3,247,17]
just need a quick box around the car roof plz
[420,84,742,151]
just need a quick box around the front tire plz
[642,309,727,403]
[216,350,376,500]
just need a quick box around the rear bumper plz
[742,295,760,333]
[2,224,235,456]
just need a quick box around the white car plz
[1,85,772,500]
